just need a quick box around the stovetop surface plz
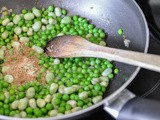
[129,30,160,100]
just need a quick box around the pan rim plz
[0,0,149,120]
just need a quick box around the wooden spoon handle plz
[82,43,160,72]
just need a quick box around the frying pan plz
[0,0,160,120]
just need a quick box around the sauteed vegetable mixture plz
[0,5,118,118]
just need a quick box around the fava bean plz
[61,16,71,24]
[32,21,42,32]
[65,110,71,114]
[13,15,21,24]
[4,91,10,99]
[48,12,56,18]
[19,37,29,43]
[48,110,58,117]
[2,66,10,73]
[27,28,33,36]
[48,18,57,25]
[102,68,112,76]
[91,78,99,85]
[71,107,82,112]
[58,85,65,94]
[20,111,27,118]
[11,100,19,109]
[67,100,77,108]
[18,98,28,110]
[4,74,14,83]
[26,87,35,99]
[100,81,109,87]
[92,96,102,104]
[2,18,10,26]
[22,26,28,32]
[55,7,61,17]
[99,41,106,46]
[14,26,22,35]
[11,41,20,50]
[0,49,4,59]
[29,98,37,108]
[32,8,41,17]
[1,31,8,39]
[32,45,44,54]
[7,22,14,27]
[37,98,46,108]
[46,71,54,83]
[44,94,52,103]
[24,13,35,20]
[50,83,58,94]
[79,91,88,100]
[54,58,60,64]
[41,18,48,25]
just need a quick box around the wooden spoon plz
[45,35,160,72]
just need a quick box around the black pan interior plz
[0,0,148,98]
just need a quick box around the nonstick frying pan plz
[1,0,160,120]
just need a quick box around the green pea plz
[9,96,15,102]
[4,109,10,115]
[34,109,42,117]
[46,103,53,110]
[62,94,70,101]
[0,102,3,107]
[77,100,83,107]
[0,94,5,101]
[99,32,105,38]
[2,82,9,88]
[18,92,25,99]
[94,84,102,91]
[9,111,16,116]
[114,68,119,74]
[9,89,15,95]
[58,106,65,113]
[3,104,9,109]
[54,98,61,105]
[61,9,67,15]
[41,108,47,114]
[0,108,4,114]
[48,6,54,12]
[108,73,114,79]
[107,63,113,68]
[66,104,72,110]
[4,99,9,104]
[18,86,25,92]
[26,107,33,114]
[22,9,27,14]
[118,28,123,35]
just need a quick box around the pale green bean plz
[24,13,35,20]
[18,98,28,110]
[4,74,14,83]
[37,98,46,108]
[50,83,58,94]
[13,15,21,24]
[29,98,37,108]
[26,87,35,99]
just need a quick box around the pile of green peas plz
[0,5,119,118]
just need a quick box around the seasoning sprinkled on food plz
[2,44,45,85]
